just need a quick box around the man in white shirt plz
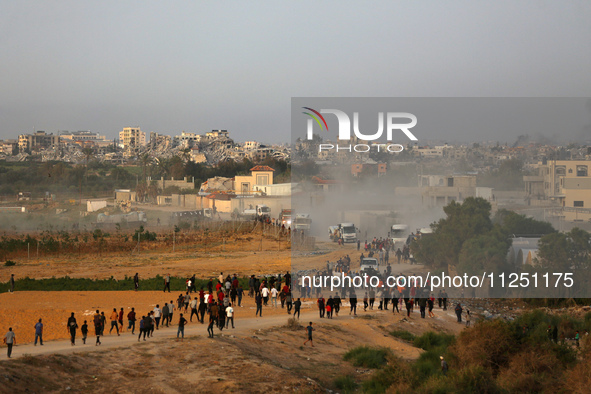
[190,297,198,322]
[261,286,270,306]
[225,304,235,329]
[153,305,162,329]
[270,287,278,308]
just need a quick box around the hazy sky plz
[1,1,591,143]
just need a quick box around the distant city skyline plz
[2,1,591,144]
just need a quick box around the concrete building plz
[119,127,146,150]
[179,131,202,147]
[243,141,259,150]
[151,176,195,191]
[419,174,494,207]
[234,165,275,195]
[18,131,59,151]
[206,130,229,139]
[0,139,18,155]
[351,162,387,177]
[524,160,591,221]
[60,131,105,142]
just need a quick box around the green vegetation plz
[342,311,591,393]
[334,375,358,393]
[411,198,556,276]
[0,275,250,293]
[343,346,389,369]
[0,156,290,199]
[390,330,415,342]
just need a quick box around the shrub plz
[391,330,415,342]
[362,356,411,394]
[413,331,455,351]
[285,317,302,330]
[450,319,516,372]
[496,349,560,393]
[343,346,389,369]
[334,375,358,393]
[4,260,16,266]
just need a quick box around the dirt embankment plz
[0,301,466,393]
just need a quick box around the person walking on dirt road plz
[67,312,78,345]
[34,318,43,346]
[4,328,15,358]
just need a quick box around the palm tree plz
[81,147,94,181]
[138,153,152,184]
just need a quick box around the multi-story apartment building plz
[119,127,146,150]
[18,131,59,151]
[525,159,591,221]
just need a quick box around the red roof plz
[250,165,275,172]
[311,176,341,184]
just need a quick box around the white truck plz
[256,204,271,220]
[294,213,312,232]
[390,224,409,250]
[338,222,358,243]
[240,208,257,220]
[360,257,379,273]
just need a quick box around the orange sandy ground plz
[0,290,310,345]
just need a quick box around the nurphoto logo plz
[302,107,418,153]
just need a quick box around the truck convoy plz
[329,222,358,243]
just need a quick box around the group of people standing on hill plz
[247,272,302,319]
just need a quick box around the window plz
[256,175,269,185]
[577,165,588,177]
[569,169,573,174]
[555,166,566,176]
[447,177,454,187]
[574,201,584,207]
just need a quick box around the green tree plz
[493,209,555,235]
[412,197,493,270]
[458,233,511,275]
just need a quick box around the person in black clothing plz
[349,291,357,315]
[142,315,152,340]
[442,290,448,310]
[81,321,88,344]
[134,273,139,291]
[293,298,302,319]
[67,312,78,346]
[285,272,291,289]
[93,310,102,346]
[207,311,215,338]
[333,295,341,316]
[286,292,293,314]
[198,300,207,323]
[326,296,334,318]
[255,293,263,317]
[177,314,187,341]
[455,303,463,323]
[419,297,427,319]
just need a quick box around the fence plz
[0,220,295,260]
